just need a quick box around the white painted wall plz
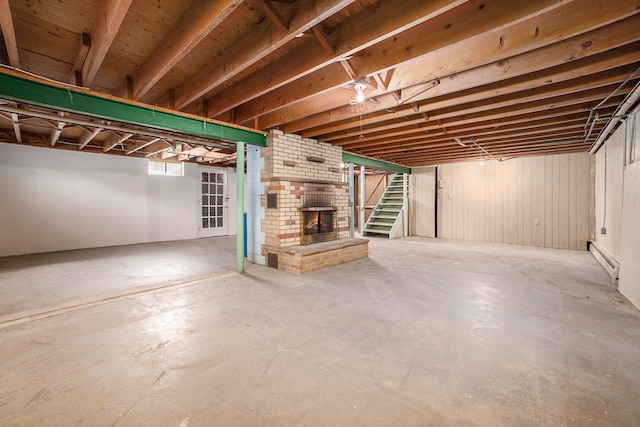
[0,143,238,257]
[594,124,625,260]
[597,104,640,309]
[619,161,640,309]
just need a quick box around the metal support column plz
[348,163,355,238]
[236,141,245,273]
[403,173,409,237]
[359,166,365,234]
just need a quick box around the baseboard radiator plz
[588,241,620,285]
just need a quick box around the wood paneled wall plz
[409,167,436,237]
[435,153,594,250]
[362,173,391,224]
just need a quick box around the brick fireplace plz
[246,130,368,274]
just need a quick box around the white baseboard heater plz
[588,241,620,285]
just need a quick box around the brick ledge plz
[263,238,368,256]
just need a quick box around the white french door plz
[198,169,228,237]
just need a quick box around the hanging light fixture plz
[354,82,366,103]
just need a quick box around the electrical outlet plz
[600,227,607,235]
[534,219,540,225]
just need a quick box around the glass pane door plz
[198,169,228,237]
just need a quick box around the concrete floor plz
[1,237,639,426]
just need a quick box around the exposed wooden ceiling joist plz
[81,0,133,87]
[126,0,243,100]
[0,0,19,68]
[167,0,356,110]
[1,0,639,167]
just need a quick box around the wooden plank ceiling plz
[1,0,639,167]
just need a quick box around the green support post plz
[236,142,245,273]
[348,163,355,238]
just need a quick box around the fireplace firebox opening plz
[300,206,338,245]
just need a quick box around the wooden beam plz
[339,60,357,80]
[239,0,569,127]
[73,32,92,72]
[128,0,242,100]
[81,0,133,87]
[335,95,625,148]
[204,0,467,117]
[10,111,21,143]
[251,0,288,32]
[144,140,172,158]
[319,65,638,141]
[103,132,133,152]
[169,0,355,110]
[287,16,640,135]
[50,112,66,147]
[126,137,162,155]
[366,125,599,158]
[257,0,640,131]
[78,127,103,150]
[311,25,335,55]
[0,0,20,68]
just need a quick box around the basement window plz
[148,160,184,176]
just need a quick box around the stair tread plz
[364,229,391,235]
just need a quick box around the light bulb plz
[354,82,366,104]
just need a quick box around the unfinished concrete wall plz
[436,153,593,250]
[0,143,235,257]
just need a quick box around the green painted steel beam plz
[236,142,245,273]
[0,71,266,147]
[342,152,411,174]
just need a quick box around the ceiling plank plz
[128,0,242,100]
[0,0,20,68]
[81,0,134,87]
[205,0,468,117]
[170,0,356,110]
